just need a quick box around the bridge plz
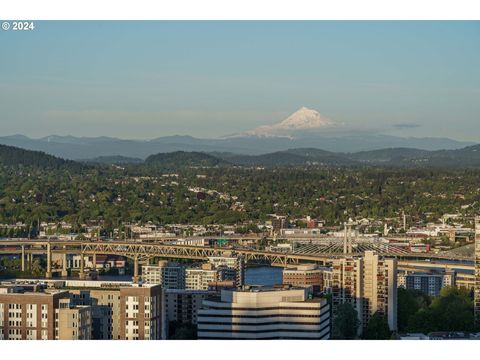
[0,238,474,282]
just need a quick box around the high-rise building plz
[283,264,327,293]
[474,216,480,327]
[142,261,185,289]
[197,286,330,340]
[119,284,164,340]
[208,256,245,287]
[331,251,397,331]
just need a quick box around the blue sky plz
[0,21,479,140]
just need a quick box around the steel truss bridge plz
[0,238,474,281]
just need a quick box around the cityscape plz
[1,20,480,343]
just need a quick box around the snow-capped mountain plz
[243,107,335,137]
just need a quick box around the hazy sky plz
[0,21,479,140]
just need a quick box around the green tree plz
[332,303,359,339]
[397,287,430,332]
[168,321,197,340]
[363,312,392,340]
[407,287,474,333]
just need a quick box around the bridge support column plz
[21,245,25,272]
[61,252,68,277]
[132,256,139,283]
[45,243,52,278]
[93,253,97,270]
[28,253,33,271]
[79,254,86,279]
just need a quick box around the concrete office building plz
[119,284,164,340]
[283,264,327,293]
[208,256,245,287]
[185,264,225,290]
[142,261,185,289]
[332,251,397,331]
[197,286,330,340]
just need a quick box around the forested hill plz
[145,151,229,169]
[0,144,85,171]
[3,142,480,171]
[212,148,358,166]
[80,155,143,165]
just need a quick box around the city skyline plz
[1,21,479,141]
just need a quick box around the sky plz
[0,21,479,140]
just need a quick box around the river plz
[96,266,283,286]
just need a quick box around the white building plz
[142,261,185,289]
[197,286,330,339]
[185,264,224,290]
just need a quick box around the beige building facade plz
[332,251,397,331]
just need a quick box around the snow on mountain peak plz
[278,107,333,130]
[243,107,335,137]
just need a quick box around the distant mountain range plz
[2,107,476,160]
[0,133,474,161]
[212,145,480,168]
[3,142,480,170]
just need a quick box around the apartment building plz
[55,298,92,340]
[119,284,164,340]
[69,287,122,340]
[164,289,215,329]
[142,260,185,289]
[1,279,166,340]
[398,270,456,297]
[0,286,68,340]
[197,286,330,340]
[185,264,225,290]
[208,256,245,287]
[331,251,397,331]
[271,216,288,234]
[283,264,326,293]
[322,268,333,294]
